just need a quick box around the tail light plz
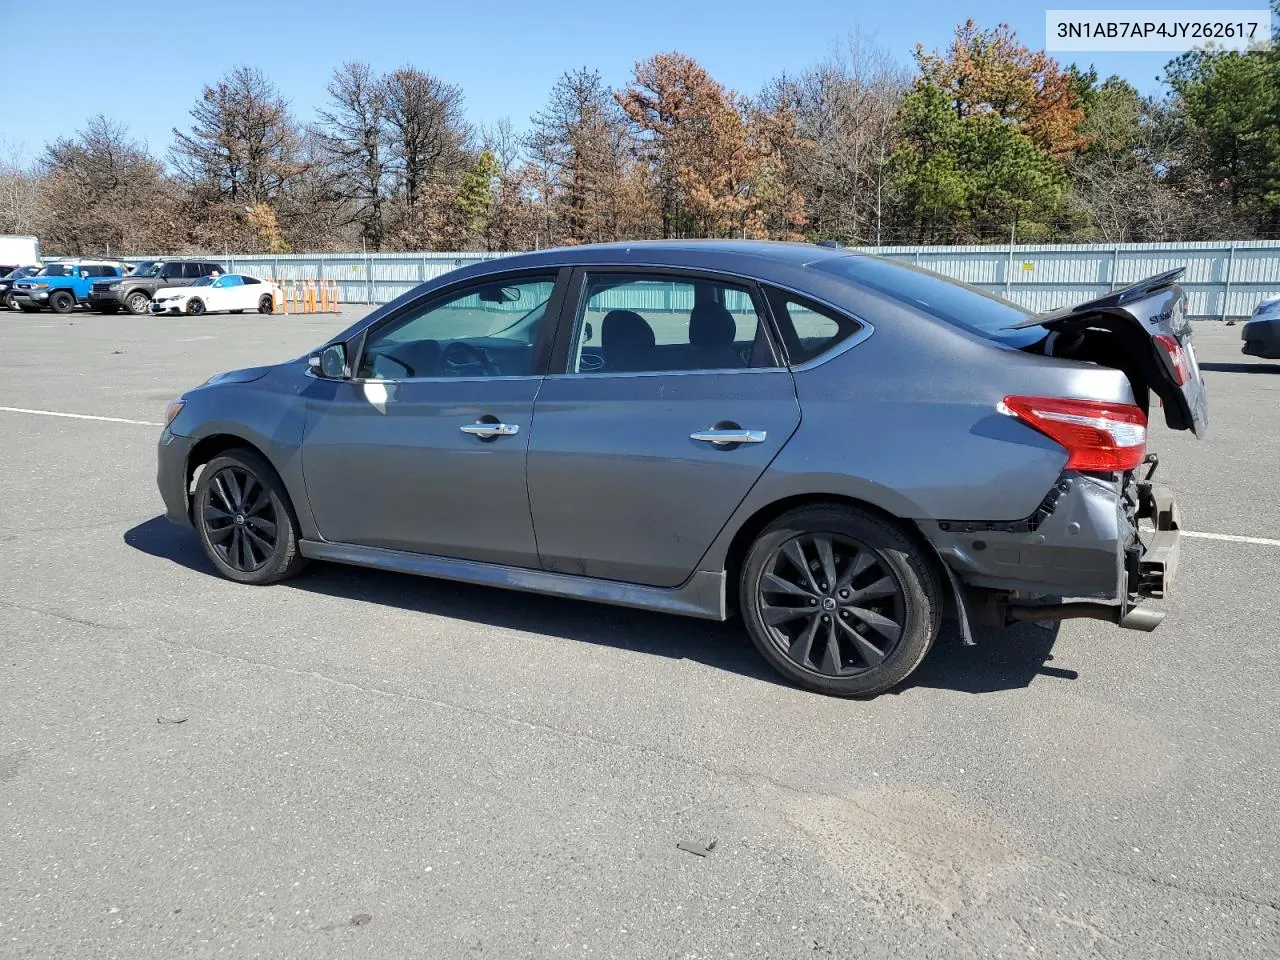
[1153,334,1188,386]
[999,396,1147,472]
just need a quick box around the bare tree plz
[40,116,178,255]
[316,62,390,250]
[382,67,471,212]
[0,139,41,236]
[758,32,909,243]
[171,66,303,207]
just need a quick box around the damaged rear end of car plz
[817,257,1206,637]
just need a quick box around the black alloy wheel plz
[201,464,278,574]
[187,297,206,316]
[740,505,942,697]
[758,531,906,677]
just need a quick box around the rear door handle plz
[460,422,520,438]
[690,428,767,446]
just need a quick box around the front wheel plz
[125,291,150,315]
[193,449,308,585]
[49,291,75,314]
[186,297,206,316]
[739,505,942,697]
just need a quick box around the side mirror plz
[310,343,347,379]
[80,271,89,279]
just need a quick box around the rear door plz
[527,268,801,588]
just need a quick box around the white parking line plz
[0,406,162,427]
[1181,530,1280,547]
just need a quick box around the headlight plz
[108,282,121,289]
[32,283,49,289]
[163,400,185,426]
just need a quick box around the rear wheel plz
[739,505,942,697]
[125,291,150,315]
[49,291,75,314]
[193,449,308,585]
[258,294,274,314]
[186,297,206,316]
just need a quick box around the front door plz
[527,269,802,587]
[301,272,563,567]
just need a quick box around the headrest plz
[689,303,736,348]
[601,310,656,350]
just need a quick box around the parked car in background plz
[0,265,41,309]
[90,259,225,315]
[149,273,279,316]
[0,235,40,276]
[11,260,126,313]
[157,241,1205,697]
[1241,296,1280,359]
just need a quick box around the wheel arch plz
[717,492,950,620]
[185,434,278,517]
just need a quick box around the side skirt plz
[298,540,728,620]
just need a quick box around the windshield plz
[130,261,163,277]
[36,263,74,277]
[190,276,215,287]
[3,266,37,280]
[813,255,1044,348]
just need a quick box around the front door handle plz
[690,428,767,446]
[460,422,520,439]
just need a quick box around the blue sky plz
[0,0,1184,164]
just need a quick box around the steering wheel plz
[442,341,500,377]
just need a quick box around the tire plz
[98,304,120,315]
[125,291,150,315]
[739,505,943,697]
[258,294,274,314]
[18,303,41,313]
[193,448,308,585]
[186,297,206,316]
[49,291,75,314]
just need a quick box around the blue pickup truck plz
[12,260,127,313]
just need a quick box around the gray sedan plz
[156,242,1206,697]
[1242,296,1280,358]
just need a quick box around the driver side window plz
[357,275,557,380]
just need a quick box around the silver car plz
[156,242,1207,697]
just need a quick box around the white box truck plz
[0,236,41,272]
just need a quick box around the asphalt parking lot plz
[1,309,1277,959]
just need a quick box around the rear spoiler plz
[1006,268,1186,329]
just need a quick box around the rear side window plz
[240,275,260,285]
[812,255,1042,348]
[763,289,862,365]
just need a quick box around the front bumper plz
[149,301,183,315]
[88,290,124,308]
[13,289,48,303]
[157,428,195,527]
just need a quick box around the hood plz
[153,285,196,299]
[200,365,276,387]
